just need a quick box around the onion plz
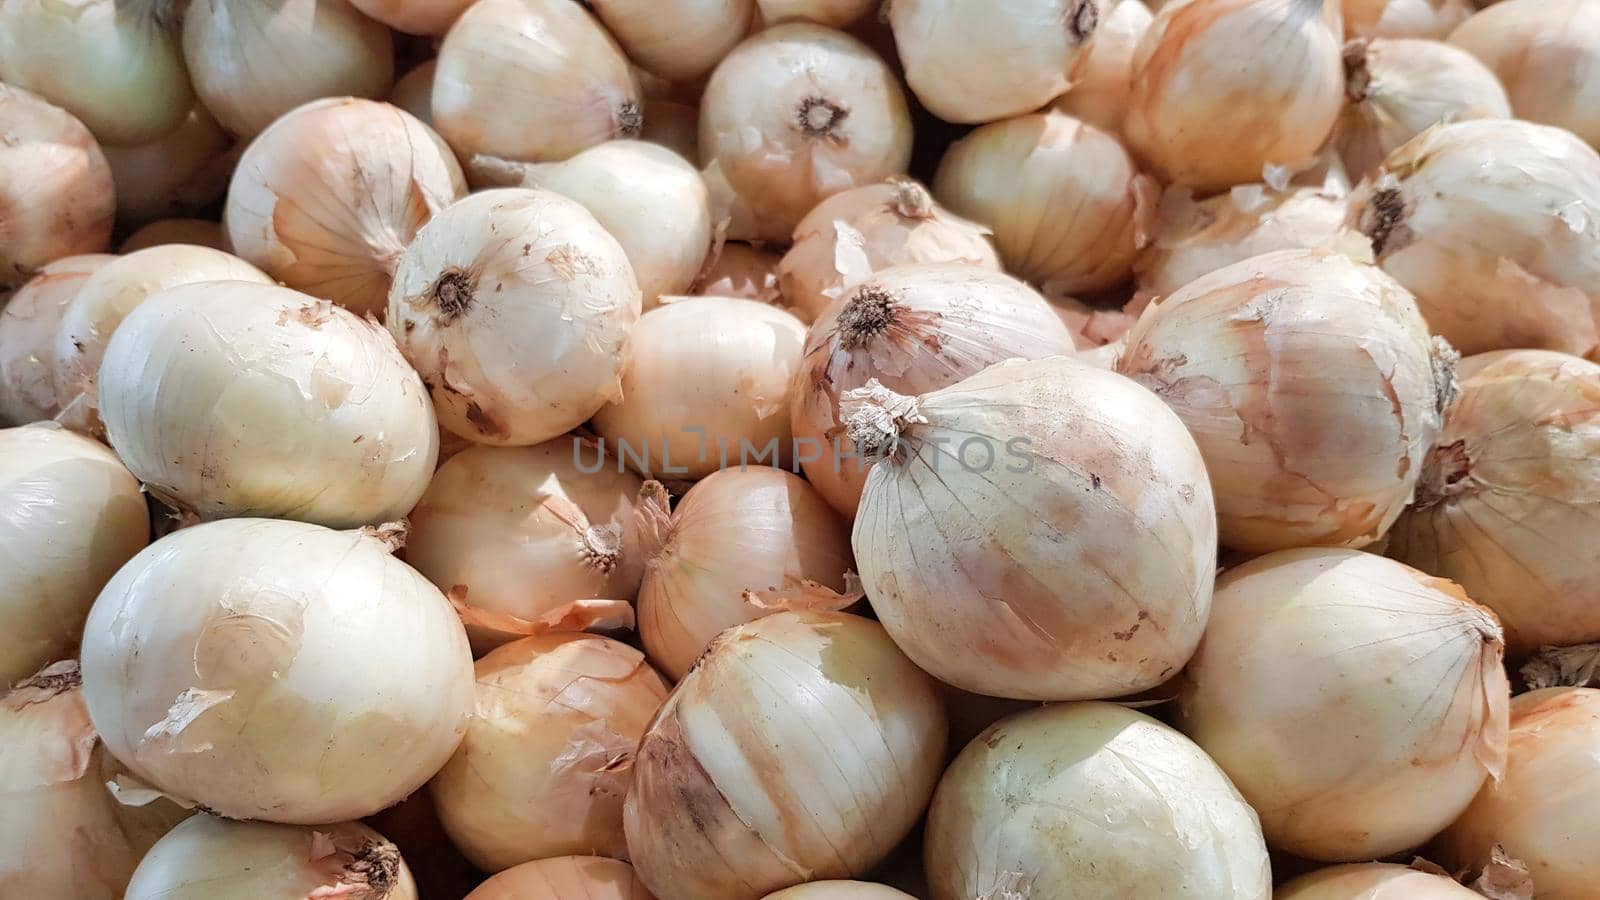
[99,281,438,528]
[126,816,417,899]
[849,355,1216,700]
[0,86,114,287]
[1387,350,1600,655]
[0,0,190,145]
[226,97,467,318]
[590,0,752,82]
[777,177,1000,322]
[1361,0,1475,38]
[933,113,1156,297]
[467,857,654,900]
[700,24,913,244]
[348,0,471,35]
[119,219,227,253]
[756,0,875,27]
[1050,0,1155,137]
[1348,119,1600,359]
[51,245,272,436]
[0,661,191,898]
[641,99,701,165]
[1178,547,1509,861]
[0,254,114,425]
[1449,0,1600,150]
[430,634,669,871]
[363,793,483,900]
[591,296,806,479]
[926,703,1272,900]
[390,60,437,126]
[1124,0,1345,194]
[1277,863,1484,899]
[183,0,395,139]
[624,610,946,900]
[388,188,641,446]
[889,0,1102,125]
[433,0,641,164]
[637,467,855,680]
[81,517,475,823]
[791,264,1076,519]
[102,108,235,229]
[765,884,914,899]
[694,243,783,307]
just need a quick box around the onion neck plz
[840,379,925,463]
[426,268,476,322]
[887,177,935,220]
[335,840,403,898]
[1362,186,1408,257]
[614,101,643,139]
[1414,439,1474,510]
[1067,0,1099,42]
[12,660,81,695]
[796,96,849,144]
[836,285,901,350]
[1343,40,1372,103]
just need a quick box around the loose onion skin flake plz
[1448,0,1600,150]
[1277,863,1483,899]
[0,254,114,425]
[465,856,655,900]
[693,243,784,307]
[0,86,115,287]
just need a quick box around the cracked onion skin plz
[1276,863,1483,899]
[466,856,655,900]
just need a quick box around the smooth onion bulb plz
[0,255,114,425]
[1277,863,1484,899]
[1448,0,1600,150]
[390,60,437,126]
[765,884,914,899]
[348,0,472,34]
[466,857,654,900]
[102,108,235,229]
[590,0,752,82]
[1361,0,1474,38]
[0,87,114,287]
[756,0,875,26]
[1051,0,1155,137]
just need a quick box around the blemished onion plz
[590,0,752,83]
[125,816,417,900]
[791,265,1077,519]
[348,0,471,35]
[390,60,437,126]
[226,97,467,318]
[1277,863,1483,899]
[1348,119,1600,358]
[433,0,641,164]
[592,296,806,479]
[0,254,114,425]
[119,219,227,253]
[641,99,700,165]
[889,0,1102,125]
[183,0,395,139]
[99,281,438,528]
[756,0,875,27]
[925,703,1271,900]
[1387,350,1600,655]
[637,467,855,680]
[764,884,914,899]
[81,517,475,823]
[700,24,914,244]
[693,243,783,307]
[1178,548,1509,861]
[1449,0,1600,150]
[933,113,1157,297]
[1124,0,1345,194]
[624,610,947,900]
[102,108,235,229]
[849,355,1216,700]
[1119,249,1453,554]
[389,188,641,446]
[777,177,1000,322]
[430,634,669,872]
[0,86,114,287]
[1051,0,1155,137]
[1361,0,1474,39]
[0,661,191,899]
[466,857,654,900]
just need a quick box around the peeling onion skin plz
[590,0,753,83]
[1050,0,1155,137]
[1387,350,1600,655]
[763,882,915,899]
[1120,249,1451,554]
[756,0,875,27]
[102,108,235,230]
[0,254,114,425]
[1348,119,1600,359]
[226,97,468,319]
[80,518,475,824]
[0,86,115,287]
[389,189,641,448]
[125,816,418,900]
[466,856,655,900]
[925,703,1272,900]
[852,356,1217,700]
[1178,548,1509,861]
[119,219,228,253]
[1448,0,1600,151]
[1277,863,1484,899]
[624,611,947,900]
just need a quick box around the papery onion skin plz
[1448,0,1600,150]
[852,356,1217,700]
[81,518,475,824]
[390,60,437,126]
[349,0,471,35]
[1179,548,1509,861]
[119,219,228,253]
[756,0,874,27]
[1387,350,1600,655]
[466,856,655,900]
[0,86,115,287]
[389,188,641,447]
[693,243,784,307]
[0,254,114,425]
[1051,0,1156,137]
[226,97,467,318]
[591,0,753,83]
[764,883,915,899]
[624,610,947,900]
[1277,863,1484,899]
[934,113,1156,297]
[99,281,439,528]
[102,108,235,230]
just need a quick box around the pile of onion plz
[102,108,235,229]
[466,857,654,900]
[850,355,1216,700]
[0,86,114,287]
[1277,863,1482,899]
[1449,0,1600,150]
[589,0,752,83]
[694,243,784,307]
[1051,0,1156,137]
[0,255,114,424]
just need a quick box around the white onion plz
[81,518,475,823]
[590,0,752,82]
[764,884,914,899]
[694,243,784,307]
[226,97,467,318]
[1277,863,1483,899]
[390,60,437,126]
[1449,0,1600,150]
[102,108,235,229]
[756,0,875,27]
[0,86,114,286]
[119,219,227,253]
[389,188,641,446]
[1362,0,1474,38]
[348,0,472,34]
[0,254,114,425]
[624,610,947,900]
[99,281,439,528]
[1051,0,1155,137]
[641,99,701,165]
[466,857,655,900]
[925,703,1272,900]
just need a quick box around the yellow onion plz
[467,857,654,900]
[348,0,471,34]
[1179,548,1508,861]
[0,255,114,425]
[756,0,875,26]
[791,265,1076,519]
[641,99,700,165]
[433,0,641,164]
[102,108,235,229]
[119,219,227,253]
[183,0,394,139]
[777,177,1000,322]
[624,610,946,900]
[1348,119,1600,358]
[0,86,114,286]
[1359,0,1475,38]
[934,113,1156,297]
[99,281,438,528]
[591,0,752,82]
[637,467,855,680]
[390,60,437,126]
[1388,350,1600,655]
[1278,863,1484,899]
[1125,0,1345,194]
[592,296,806,479]
[765,884,914,899]
[850,356,1216,700]
[700,24,913,244]
[81,518,475,823]
[126,816,417,900]
[226,97,467,318]
[925,703,1272,900]
[1051,0,1155,137]
[694,243,784,306]
[1449,0,1600,150]
[389,189,641,446]
[1119,249,1452,553]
